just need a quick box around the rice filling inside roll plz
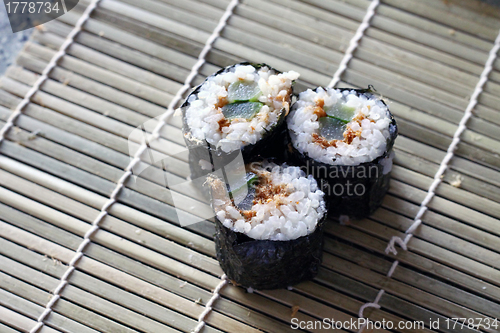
[185,64,299,153]
[210,161,326,241]
[287,87,393,166]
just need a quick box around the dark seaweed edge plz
[211,164,329,289]
[286,87,398,218]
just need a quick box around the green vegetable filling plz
[318,117,347,141]
[221,80,263,121]
[317,101,357,141]
[228,173,259,210]
[227,80,261,103]
[324,103,356,123]
[222,102,263,120]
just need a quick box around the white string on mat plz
[327,0,379,89]
[191,275,229,333]
[187,2,240,331]
[0,1,107,332]
[357,29,500,333]
[0,0,101,145]
[22,0,239,331]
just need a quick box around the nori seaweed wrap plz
[180,63,299,195]
[286,87,398,218]
[208,161,327,289]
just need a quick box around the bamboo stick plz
[0,275,105,333]
[52,7,220,74]
[0,155,496,330]
[0,170,220,275]
[321,255,485,333]
[391,165,500,219]
[395,150,500,204]
[0,119,211,220]
[0,94,190,185]
[23,42,174,110]
[79,0,500,100]
[0,182,351,333]
[4,129,500,324]
[5,67,184,153]
[0,287,42,323]
[6,66,153,127]
[0,0,499,331]
[77,0,500,101]
[264,0,486,75]
[389,179,500,237]
[9,70,494,237]
[0,77,188,172]
[0,201,296,333]
[0,222,262,333]
[3,100,500,306]
[326,224,500,302]
[94,0,332,86]
[0,305,61,333]
[6,124,496,296]
[233,0,487,88]
[254,288,362,332]
[313,267,446,332]
[357,210,500,271]
[30,30,182,96]
[395,136,500,188]
[0,257,187,333]
[384,194,500,252]
[324,237,500,319]
[395,121,500,170]
[15,53,183,133]
[88,7,243,82]
[9,86,494,262]
[44,19,194,86]
[374,2,493,51]
[0,322,22,333]
[0,154,214,255]
[380,0,500,40]
[298,0,491,64]
[294,281,435,333]
[0,140,216,238]
[0,215,323,333]
[0,155,360,330]
[0,105,189,190]
[391,99,500,146]
[89,0,500,126]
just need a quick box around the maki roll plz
[208,160,327,290]
[181,63,299,193]
[287,87,397,218]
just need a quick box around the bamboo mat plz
[0,0,500,332]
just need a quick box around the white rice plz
[185,64,299,153]
[287,88,392,165]
[212,162,326,241]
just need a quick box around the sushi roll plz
[208,160,327,290]
[180,63,299,193]
[286,87,397,218]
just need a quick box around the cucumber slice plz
[228,173,258,209]
[324,103,356,123]
[228,80,261,103]
[222,102,263,120]
[318,117,346,141]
